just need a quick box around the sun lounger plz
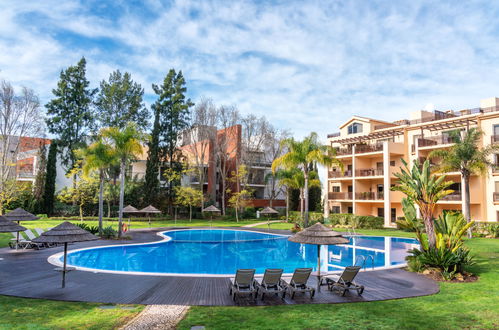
[323,266,364,296]
[9,232,32,249]
[255,268,285,300]
[229,269,257,301]
[34,228,56,247]
[282,268,315,299]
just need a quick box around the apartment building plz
[131,124,286,209]
[327,97,499,227]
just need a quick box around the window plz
[391,208,397,222]
[377,208,384,217]
[494,125,499,136]
[331,206,340,214]
[495,182,499,192]
[390,160,396,166]
[332,186,340,192]
[347,206,353,214]
[347,123,363,134]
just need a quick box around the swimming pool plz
[50,229,419,276]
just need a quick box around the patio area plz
[0,227,439,306]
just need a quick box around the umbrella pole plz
[62,242,68,289]
[16,221,20,250]
[317,244,321,292]
[148,214,151,228]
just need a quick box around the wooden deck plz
[0,227,439,306]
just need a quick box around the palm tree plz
[272,132,341,227]
[79,137,117,236]
[391,159,454,249]
[102,123,147,238]
[428,128,499,237]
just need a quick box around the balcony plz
[328,132,340,138]
[328,170,352,178]
[334,147,353,156]
[355,144,383,154]
[355,168,384,177]
[418,135,457,148]
[441,192,462,201]
[355,192,384,200]
[328,192,353,200]
[249,161,272,168]
[494,193,499,202]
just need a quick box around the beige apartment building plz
[327,97,499,227]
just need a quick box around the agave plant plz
[434,211,474,252]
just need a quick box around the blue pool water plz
[63,229,419,275]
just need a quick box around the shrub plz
[407,247,474,279]
[473,222,499,238]
[101,226,117,239]
[327,213,383,229]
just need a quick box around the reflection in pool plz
[63,229,419,275]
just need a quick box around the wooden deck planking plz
[0,227,439,306]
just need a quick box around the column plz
[383,141,391,227]
[352,145,356,214]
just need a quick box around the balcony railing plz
[249,161,272,167]
[355,168,384,177]
[494,192,499,202]
[333,147,353,156]
[417,135,458,148]
[441,192,462,201]
[355,144,383,154]
[355,192,384,200]
[328,192,353,200]
[327,132,341,138]
[328,170,352,178]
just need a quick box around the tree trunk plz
[235,204,239,222]
[79,204,83,223]
[303,169,309,227]
[424,213,437,249]
[300,188,304,220]
[107,199,111,218]
[189,205,192,222]
[221,178,226,215]
[118,160,126,238]
[462,171,472,238]
[98,171,104,236]
[286,187,289,221]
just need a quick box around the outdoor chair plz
[9,232,32,249]
[282,268,315,299]
[255,268,285,300]
[323,266,364,296]
[229,269,257,301]
[34,228,56,247]
[23,229,45,249]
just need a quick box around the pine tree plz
[95,70,148,130]
[148,69,193,211]
[32,142,47,213]
[43,140,58,215]
[45,57,97,183]
[144,111,161,205]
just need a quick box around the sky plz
[2,0,499,140]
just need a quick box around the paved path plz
[121,305,189,330]
[0,227,439,306]
[242,220,285,227]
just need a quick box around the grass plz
[0,218,262,248]
[0,297,144,329]
[178,238,499,330]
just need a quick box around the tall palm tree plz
[79,137,117,236]
[391,159,454,249]
[272,132,341,227]
[428,128,499,237]
[102,123,147,238]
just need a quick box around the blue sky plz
[2,0,499,139]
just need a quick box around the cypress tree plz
[144,112,161,205]
[43,140,58,215]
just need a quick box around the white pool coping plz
[47,228,418,278]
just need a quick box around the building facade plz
[327,97,499,227]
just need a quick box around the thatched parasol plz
[32,221,98,288]
[0,216,27,233]
[4,208,39,250]
[123,205,139,229]
[139,205,161,227]
[202,205,220,227]
[260,207,279,230]
[288,223,349,291]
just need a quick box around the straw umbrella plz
[260,206,279,230]
[288,223,349,292]
[139,205,161,227]
[123,205,139,230]
[32,221,98,288]
[3,208,39,249]
[0,216,27,253]
[202,205,220,227]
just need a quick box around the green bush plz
[327,213,383,229]
[75,223,99,235]
[101,226,117,239]
[473,222,499,238]
[407,247,475,278]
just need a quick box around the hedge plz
[327,213,384,229]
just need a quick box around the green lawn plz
[178,238,499,329]
[0,297,144,329]
[0,218,263,248]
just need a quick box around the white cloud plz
[1,0,499,140]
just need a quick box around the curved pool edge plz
[46,228,417,278]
